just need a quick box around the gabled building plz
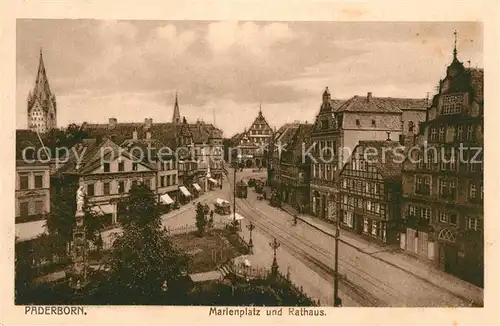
[27,50,57,133]
[54,138,157,226]
[121,132,178,207]
[400,41,484,287]
[310,86,426,222]
[339,140,406,245]
[278,123,314,210]
[233,107,273,168]
[268,122,300,188]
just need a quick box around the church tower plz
[172,92,181,124]
[27,49,57,133]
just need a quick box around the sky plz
[16,20,483,137]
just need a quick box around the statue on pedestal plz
[76,185,85,214]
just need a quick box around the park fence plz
[226,261,320,306]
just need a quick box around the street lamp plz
[269,237,280,276]
[329,193,342,307]
[246,222,255,252]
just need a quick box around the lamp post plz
[233,167,237,232]
[269,237,280,276]
[330,194,342,307]
[246,222,255,252]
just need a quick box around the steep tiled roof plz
[288,123,313,151]
[121,138,173,162]
[341,140,406,183]
[276,125,300,147]
[58,138,155,174]
[16,129,49,161]
[336,96,426,114]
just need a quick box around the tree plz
[195,203,207,236]
[45,176,105,251]
[43,123,90,152]
[103,183,188,303]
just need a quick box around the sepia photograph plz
[2,1,499,325]
[13,18,485,308]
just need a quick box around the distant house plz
[232,107,274,168]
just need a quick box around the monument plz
[69,185,88,289]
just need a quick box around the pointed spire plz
[172,92,181,124]
[259,102,262,116]
[453,29,458,59]
[33,47,53,102]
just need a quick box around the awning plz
[179,186,191,197]
[193,183,202,191]
[160,193,174,205]
[227,212,245,221]
[208,178,218,184]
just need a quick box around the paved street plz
[99,167,482,307]
[225,168,482,307]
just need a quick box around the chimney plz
[133,130,138,140]
[367,92,372,102]
[108,117,117,128]
[144,118,153,129]
[146,131,151,140]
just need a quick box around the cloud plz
[148,24,198,56]
[206,21,295,58]
[16,20,483,134]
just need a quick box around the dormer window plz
[442,94,463,115]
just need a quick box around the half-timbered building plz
[339,140,405,244]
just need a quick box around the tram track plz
[225,174,387,306]
[223,169,477,307]
[236,196,389,307]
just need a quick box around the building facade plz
[400,46,484,286]
[278,123,313,211]
[55,138,157,226]
[15,130,51,224]
[27,50,57,133]
[339,140,405,245]
[310,87,426,222]
[233,107,273,168]
[267,123,300,189]
[121,132,179,206]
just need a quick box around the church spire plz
[33,48,53,102]
[172,92,181,124]
[259,102,262,116]
[453,30,458,59]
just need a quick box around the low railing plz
[226,262,320,306]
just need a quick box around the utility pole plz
[233,167,237,232]
[331,194,342,307]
